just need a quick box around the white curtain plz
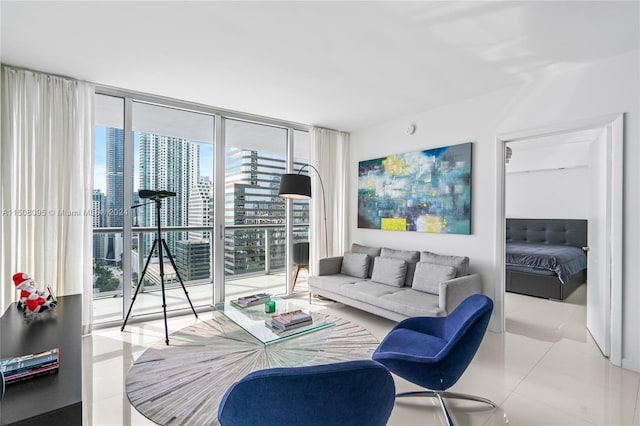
[309,127,349,273]
[1,65,94,333]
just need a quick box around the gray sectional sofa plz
[308,243,482,321]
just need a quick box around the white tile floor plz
[84,282,640,425]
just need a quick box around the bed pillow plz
[420,251,469,277]
[340,252,370,279]
[351,243,382,277]
[380,247,420,286]
[370,257,407,287]
[411,261,457,295]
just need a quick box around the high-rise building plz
[138,133,200,256]
[92,189,106,228]
[92,189,107,259]
[188,177,213,241]
[169,177,215,282]
[224,149,309,276]
[106,128,124,228]
[175,240,211,281]
[105,128,124,263]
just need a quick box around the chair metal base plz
[396,390,496,426]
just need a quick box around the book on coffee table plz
[230,293,271,308]
[265,309,313,331]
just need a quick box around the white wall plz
[505,139,591,219]
[348,51,640,371]
[506,167,590,219]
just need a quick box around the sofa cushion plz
[420,251,469,277]
[412,261,457,295]
[309,274,366,291]
[351,243,382,277]
[341,252,370,278]
[378,288,444,317]
[380,248,420,286]
[370,257,407,287]
[341,281,402,306]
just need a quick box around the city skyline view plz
[90,94,310,324]
[93,122,309,292]
[93,126,214,194]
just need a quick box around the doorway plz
[495,114,623,366]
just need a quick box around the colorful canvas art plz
[358,142,472,234]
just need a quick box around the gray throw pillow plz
[341,252,370,279]
[370,257,407,287]
[351,243,382,277]
[420,251,469,277]
[411,261,457,295]
[380,247,420,286]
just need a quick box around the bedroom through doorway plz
[497,114,623,365]
[503,132,595,346]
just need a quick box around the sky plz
[94,126,107,192]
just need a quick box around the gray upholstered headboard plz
[506,218,587,248]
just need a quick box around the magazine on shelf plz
[265,309,313,331]
[0,348,60,384]
[230,293,271,308]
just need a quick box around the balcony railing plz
[91,223,309,324]
[92,223,309,296]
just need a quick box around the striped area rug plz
[126,313,378,425]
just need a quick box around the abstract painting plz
[358,142,472,234]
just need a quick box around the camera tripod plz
[121,191,198,345]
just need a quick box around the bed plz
[506,218,587,300]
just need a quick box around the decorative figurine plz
[12,272,57,316]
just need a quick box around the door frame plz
[495,113,623,366]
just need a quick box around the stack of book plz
[0,348,60,385]
[265,309,313,331]
[230,293,271,308]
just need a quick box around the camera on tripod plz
[122,188,197,345]
[138,189,176,200]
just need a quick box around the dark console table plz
[0,294,82,425]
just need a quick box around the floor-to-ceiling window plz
[128,101,215,318]
[93,90,309,326]
[223,119,309,299]
[93,94,126,323]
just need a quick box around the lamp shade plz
[278,174,311,199]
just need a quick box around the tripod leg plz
[161,239,198,318]
[157,237,170,345]
[122,239,159,331]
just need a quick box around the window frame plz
[93,85,310,327]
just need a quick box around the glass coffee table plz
[126,298,380,426]
[213,298,334,344]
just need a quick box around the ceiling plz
[1,1,638,131]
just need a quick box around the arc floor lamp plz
[278,164,328,258]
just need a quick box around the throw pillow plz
[341,252,370,279]
[370,257,407,287]
[419,251,469,277]
[380,247,420,286]
[411,261,457,295]
[351,243,382,277]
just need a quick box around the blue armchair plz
[372,294,495,425]
[217,360,395,426]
